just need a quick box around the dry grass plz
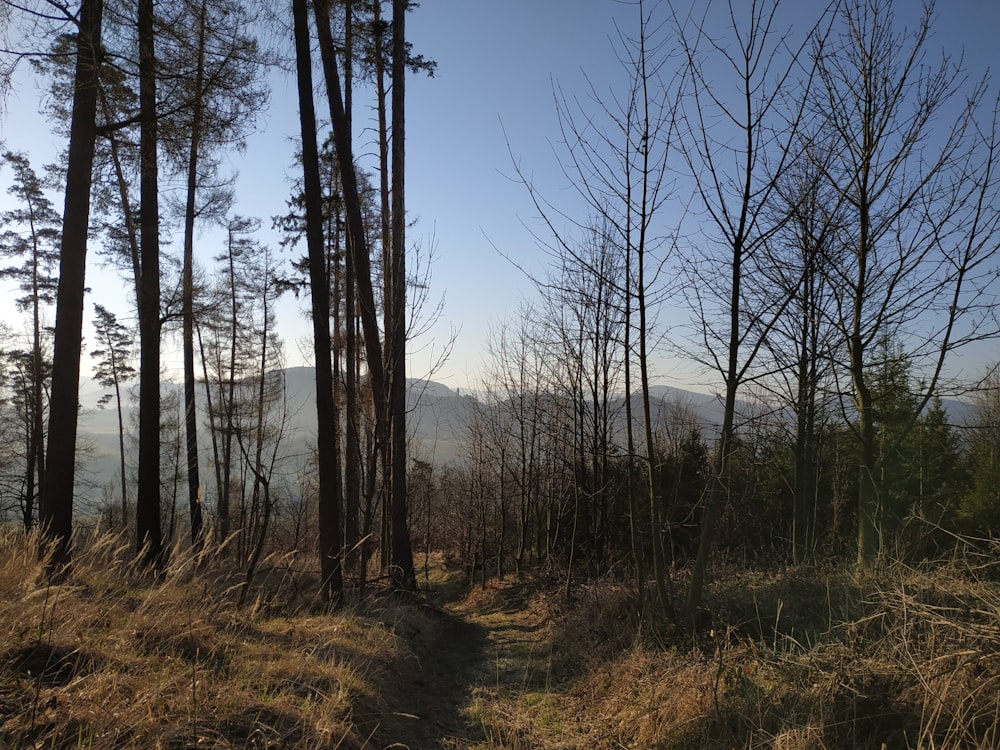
[468,557,1000,750]
[4,528,999,749]
[0,527,424,749]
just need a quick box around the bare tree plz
[813,0,1000,567]
[530,220,627,586]
[674,0,828,614]
[752,140,844,563]
[483,305,547,575]
[508,0,677,622]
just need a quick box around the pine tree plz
[91,304,137,530]
[0,151,61,530]
[40,0,105,574]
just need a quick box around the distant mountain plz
[74,368,480,503]
[262,366,477,465]
[72,368,975,504]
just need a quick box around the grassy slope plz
[448,561,1000,749]
[0,531,426,748]
[2,532,1000,749]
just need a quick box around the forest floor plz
[0,533,588,750]
[372,554,1000,750]
[3,533,1000,749]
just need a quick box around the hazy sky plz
[1,0,999,393]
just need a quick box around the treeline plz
[429,343,998,584]
[2,0,1000,625]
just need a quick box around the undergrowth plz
[3,527,999,749]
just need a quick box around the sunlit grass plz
[3,526,999,749]
[460,556,1000,749]
[0,527,407,748]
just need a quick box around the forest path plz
[370,570,581,749]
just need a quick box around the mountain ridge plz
[72,366,972,507]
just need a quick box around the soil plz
[369,578,561,750]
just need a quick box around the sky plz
[236,0,643,389]
[1,0,1000,395]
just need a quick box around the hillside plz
[73,368,973,507]
[73,369,720,505]
[2,531,999,748]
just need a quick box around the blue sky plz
[1,0,999,393]
[241,0,643,388]
[396,0,1000,390]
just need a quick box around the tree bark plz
[181,0,209,548]
[342,0,361,577]
[312,0,386,430]
[389,0,416,589]
[293,0,343,604]
[39,0,104,574]
[135,0,163,569]
[313,0,395,587]
[29,236,46,532]
[113,360,128,530]
[374,0,392,576]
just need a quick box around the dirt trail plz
[370,580,568,750]
[372,601,490,749]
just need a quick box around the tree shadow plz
[363,604,491,749]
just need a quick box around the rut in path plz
[369,582,563,750]
[370,601,488,749]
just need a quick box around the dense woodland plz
[0,0,999,629]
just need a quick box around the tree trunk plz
[792,259,819,564]
[342,0,360,579]
[686,241,743,618]
[313,0,393,586]
[853,332,879,567]
[635,34,672,622]
[312,0,386,445]
[29,259,45,531]
[389,0,416,589]
[373,0,392,576]
[293,0,343,604]
[196,323,225,543]
[219,223,241,546]
[114,368,128,530]
[623,186,644,621]
[344,218,361,573]
[639,236,671,622]
[39,0,104,574]
[135,0,163,570]
[182,0,208,548]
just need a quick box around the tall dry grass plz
[4,526,998,749]
[479,553,1000,750]
[0,527,413,749]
